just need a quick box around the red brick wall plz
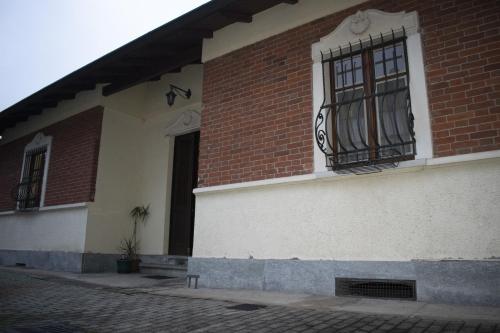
[199,0,500,187]
[419,0,500,156]
[0,106,103,211]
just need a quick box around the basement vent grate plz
[335,278,416,300]
[143,275,176,280]
[226,303,267,311]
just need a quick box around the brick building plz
[0,0,499,305]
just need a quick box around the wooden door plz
[168,131,199,256]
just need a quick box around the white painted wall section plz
[135,122,174,255]
[86,64,204,255]
[193,158,500,261]
[0,207,88,252]
[85,108,143,254]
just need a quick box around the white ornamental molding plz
[312,9,419,62]
[25,132,52,152]
[164,110,201,137]
[349,11,370,35]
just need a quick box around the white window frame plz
[311,9,433,173]
[18,132,52,209]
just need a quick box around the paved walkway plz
[0,269,499,333]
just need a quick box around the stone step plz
[166,256,188,266]
[139,262,187,278]
[139,255,188,267]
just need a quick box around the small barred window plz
[17,147,47,210]
[11,133,51,211]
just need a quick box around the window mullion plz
[34,152,46,207]
[329,61,338,161]
[27,153,37,208]
[363,50,378,161]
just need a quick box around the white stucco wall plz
[85,108,144,254]
[0,206,88,252]
[193,157,500,261]
[86,64,203,255]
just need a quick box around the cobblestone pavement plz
[0,270,499,333]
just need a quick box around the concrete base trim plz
[0,250,120,273]
[82,253,121,273]
[0,249,83,272]
[188,258,500,306]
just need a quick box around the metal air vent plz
[335,278,416,300]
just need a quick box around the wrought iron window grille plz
[12,146,47,211]
[315,28,416,173]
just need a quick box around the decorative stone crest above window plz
[26,132,52,151]
[164,110,201,137]
[312,10,419,63]
[349,11,370,35]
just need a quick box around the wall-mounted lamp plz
[166,84,191,106]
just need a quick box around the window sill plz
[194,150,500,195]
[0,202,88,216]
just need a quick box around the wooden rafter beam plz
[30,101,59,109]
[219,10,253,23]
[114,57,156,66]
[96,65,147,75]
[126,47,177,58]
[1,103,55,130]
[102,46,201,96]
[168,67,182,73]
[117,51,173,63]
[2,113,30,125]
[0,106,47,131]
[28,109,44,115]
[84,73,131,83]
[59,83,96,92]
[43,92,77,101]
[174,29,213,39]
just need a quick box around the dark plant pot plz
[130,259,141,273]
[116,259,131,274]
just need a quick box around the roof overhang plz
[0,0,297,134]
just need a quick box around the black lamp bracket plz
[166,84,192,106]
[170,85,191,98]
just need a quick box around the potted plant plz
[117,237,135,273]
[129,205,150,272]
[116,205,150,273]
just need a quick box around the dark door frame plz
[168,131,199,256]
